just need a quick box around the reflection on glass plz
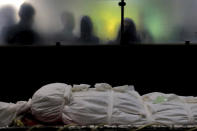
[0,0,197,45]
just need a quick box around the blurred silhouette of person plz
[55,11,76,44]
[4,3,40,45]
[138,13,154,43]
[116,18,140,45]
[77,16,99,45]
[0,6,16,44]
[139,29,154,43]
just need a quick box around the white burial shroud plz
[1,83,197,127]
[142,92,197,125]
[31,83,149,125]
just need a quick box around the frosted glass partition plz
[0,0,197,45]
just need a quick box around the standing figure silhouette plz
[4,3,40,45]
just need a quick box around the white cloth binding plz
[107,89,114,124]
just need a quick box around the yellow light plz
[0,0,26,9]
[106,18,119,39]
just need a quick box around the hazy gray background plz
[0,0,197,44]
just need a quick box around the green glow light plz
[146,14,164,42]
[79,0,175,43]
